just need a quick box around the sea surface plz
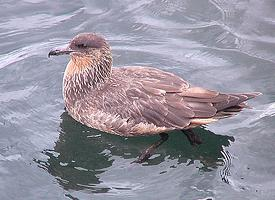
[0,0,275,199]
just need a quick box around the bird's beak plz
[48,45,74,58]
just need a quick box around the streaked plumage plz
[49,33,261,137]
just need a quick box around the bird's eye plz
[77,43,87,48]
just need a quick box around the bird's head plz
[48,33,112,76]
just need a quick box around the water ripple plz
[0,7,84,33]
[0,40,66,70]
[220,148,233,184]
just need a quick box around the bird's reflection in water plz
[36,112,234,192]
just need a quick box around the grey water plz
[0,0,275,199]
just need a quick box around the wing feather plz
[74,66,261,135]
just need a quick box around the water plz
[0,0,275,199]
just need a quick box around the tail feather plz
[213,92,262,119]
[187,92,261,127]
[231,92,262,107]
[239,92,262,100]
[214,92,261,111]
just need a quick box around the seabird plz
[49,33,261,163]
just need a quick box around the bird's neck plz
[63,53,112,104]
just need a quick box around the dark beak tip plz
[48,49,57,58]
[48,47,73,58]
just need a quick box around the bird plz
[48,33,261,163]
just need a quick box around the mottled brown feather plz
[52,33,262,136]
[64,66,261,136]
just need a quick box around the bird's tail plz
[213,92,262,119]
[240,92,262,100]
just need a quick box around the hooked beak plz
[48,45,74,58]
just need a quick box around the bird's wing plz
[108,67,219,129]
[80,66,259,135]
[118,67,260,127]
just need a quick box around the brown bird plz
[48,33,261,163]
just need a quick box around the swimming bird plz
[48,33,261,163]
